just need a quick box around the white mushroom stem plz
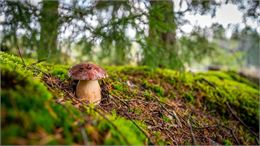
[76,80,101,105]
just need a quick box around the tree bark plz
[38,1,59,62]
[144,0,178,68]
[149,0,176,46]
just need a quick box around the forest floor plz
[1,51,259,145]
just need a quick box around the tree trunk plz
[143,0,180,69]
[38,1,59,62]
[149,0,176,46]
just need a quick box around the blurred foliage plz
[0,0,259,70]
[238,27,260,67]
[211,26,260,69]
[179,27,218,66]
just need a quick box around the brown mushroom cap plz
[68,63,107,80]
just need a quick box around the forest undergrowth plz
[1,51,259,145]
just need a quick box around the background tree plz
[237,27,260,67]
[0,0,259,70]
[38,1,59,62]
[142,0,179,69]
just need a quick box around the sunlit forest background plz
[0,0,259,71]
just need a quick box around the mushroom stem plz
[76,80,101,105]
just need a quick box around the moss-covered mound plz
[0,52,146,145]
[1,51,259,145]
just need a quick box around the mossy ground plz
[1,51,259,145]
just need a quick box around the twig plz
[152,95,183,128]
[113,92,182,144]
[157,100,182,128]
[226,103,258,137]
[222,125,240,145]
[192,124,220,130]
[187,116,197,145]
[195,136,221,145]
[230,128,240,145]
[164,128,177,145]
[110,95,129,108]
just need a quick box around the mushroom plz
[68,62,107,105]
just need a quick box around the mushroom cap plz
[68,62,107,80]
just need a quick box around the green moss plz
[183,91,194,103]
[0,51,24,65]
[97,115,147,145]
[227,71,259,89]
[199,71,233,80]
[1,52,259,145]
[0,52,149,144]
[153,85,165,96]
[106,64,259,129]
[223,139,232,145]
[198,70,258,89]
[162,115,171,123]
[0,58,83,144]
[50,65,70,80]
[143,81,165,97]
[195,72,259,127]
[2,125,25,141]
[130,107,143,115]
[112,83,125,91]
[154,69,259,129]
[143,90,153,100]
[1,67,51,143]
